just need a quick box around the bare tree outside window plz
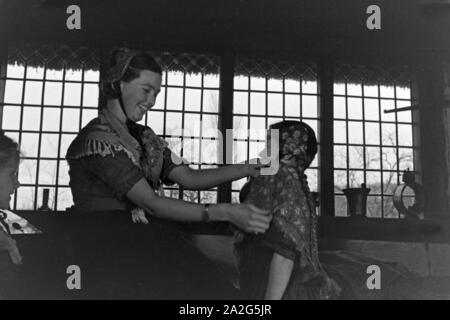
[333,63,417,218]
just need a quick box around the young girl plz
[0,131,22,265]
[236,120,340,300]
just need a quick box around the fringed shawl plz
[66,108,169,190]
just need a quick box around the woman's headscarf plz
[270,121,317,173]
[100,48,141,100]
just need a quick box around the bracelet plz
[202,204,212,223]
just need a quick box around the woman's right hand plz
[226,203,272,234]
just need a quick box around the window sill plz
[12,210,450,244]
[318,216,450,244]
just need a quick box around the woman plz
[0,132,22,300]
[64,48,272,299]
[237,121,433,300]
[67,48,270,230]
[0,132,22,266]
[236,121,340,299]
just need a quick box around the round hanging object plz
[393,170,424,219]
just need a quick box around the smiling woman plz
[61,48,271,298]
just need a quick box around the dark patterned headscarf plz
[270,121,318,173]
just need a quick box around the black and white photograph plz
[1,0,450,304]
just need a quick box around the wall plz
[444,62,450,210]
[320,239,450,277]
[2,0,450,62]
[445,108,450,210]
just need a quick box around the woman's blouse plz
[66,116,182,211]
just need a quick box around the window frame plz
[229,56,321,204]
[0,44,101,211]
[137,57,222,205]
[331,63,419,219]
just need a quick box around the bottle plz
[38,189,51,211]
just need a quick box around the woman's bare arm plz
[126,178,272,234]
[168,164,263,190]
[264,252,294,300]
